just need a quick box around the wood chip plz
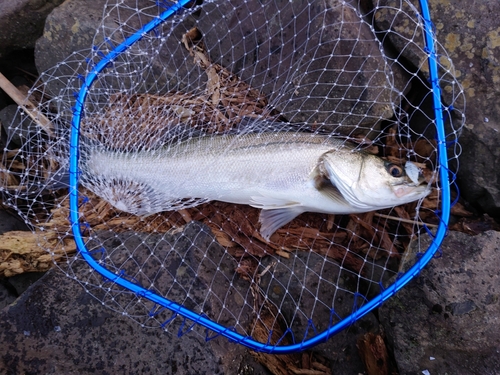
[357,331,396,375]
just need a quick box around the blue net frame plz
[67,0,450,354]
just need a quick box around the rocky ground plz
[1,0,500,374]
[1,221,498,374]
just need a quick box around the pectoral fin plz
[313,169,351,207]
[258,206,305,242]
[317,180,351,206]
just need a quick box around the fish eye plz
[386,163,404,178]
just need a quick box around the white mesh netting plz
[0,0,464,351]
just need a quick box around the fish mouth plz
[390,162,431,199]
[392,183,430,199]
[391,172,431,198]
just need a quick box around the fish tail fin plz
[259,207,304,242]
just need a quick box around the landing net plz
[1,0,464,353]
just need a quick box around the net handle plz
[68,0,450,353]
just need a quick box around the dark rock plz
[34,0,413,139]
[0,282,16,311]
[196,0,408,137]
[0,268,228,374]
[379,230,500,374]
[33,0,110,101]
[429,0,500,218]
[0,261,268,374]
[0,104,34,148]
[258,250,380,338]
[0,209,29,235]
[6,272,45,296]
[459,128,500,217]
[0,220,374,373]
[0,0,65,58]
[448,300,477,316]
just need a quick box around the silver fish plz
[82,132,431,241]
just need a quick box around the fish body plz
[82,132,430,240]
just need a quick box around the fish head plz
[320,151,431,211]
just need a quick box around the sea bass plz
[82,132,431,241]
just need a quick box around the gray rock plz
[432,0,500,217]
[34,0,205,102]
[459,127,500,217]
[34,0,108,75]
[0,220,374,373]
[196,0,407,137]
[371,0,499,217]
[0,268,232,374]
[33,0,109,101]
[368,0,465,107]
[34,0,414,140]
[0,222,270,374]
[379,230,500,374]
[0,0,64,58]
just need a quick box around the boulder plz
[371,0,500,218]
[196,0,409,137]
[34,0,204,98]
[34,0,108,75]
[0,0,64,58]
[0,220,374,374]
[34,0,413,139]
[379,230,500,374]
[0,104,34,148]
[0,268,241,374]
